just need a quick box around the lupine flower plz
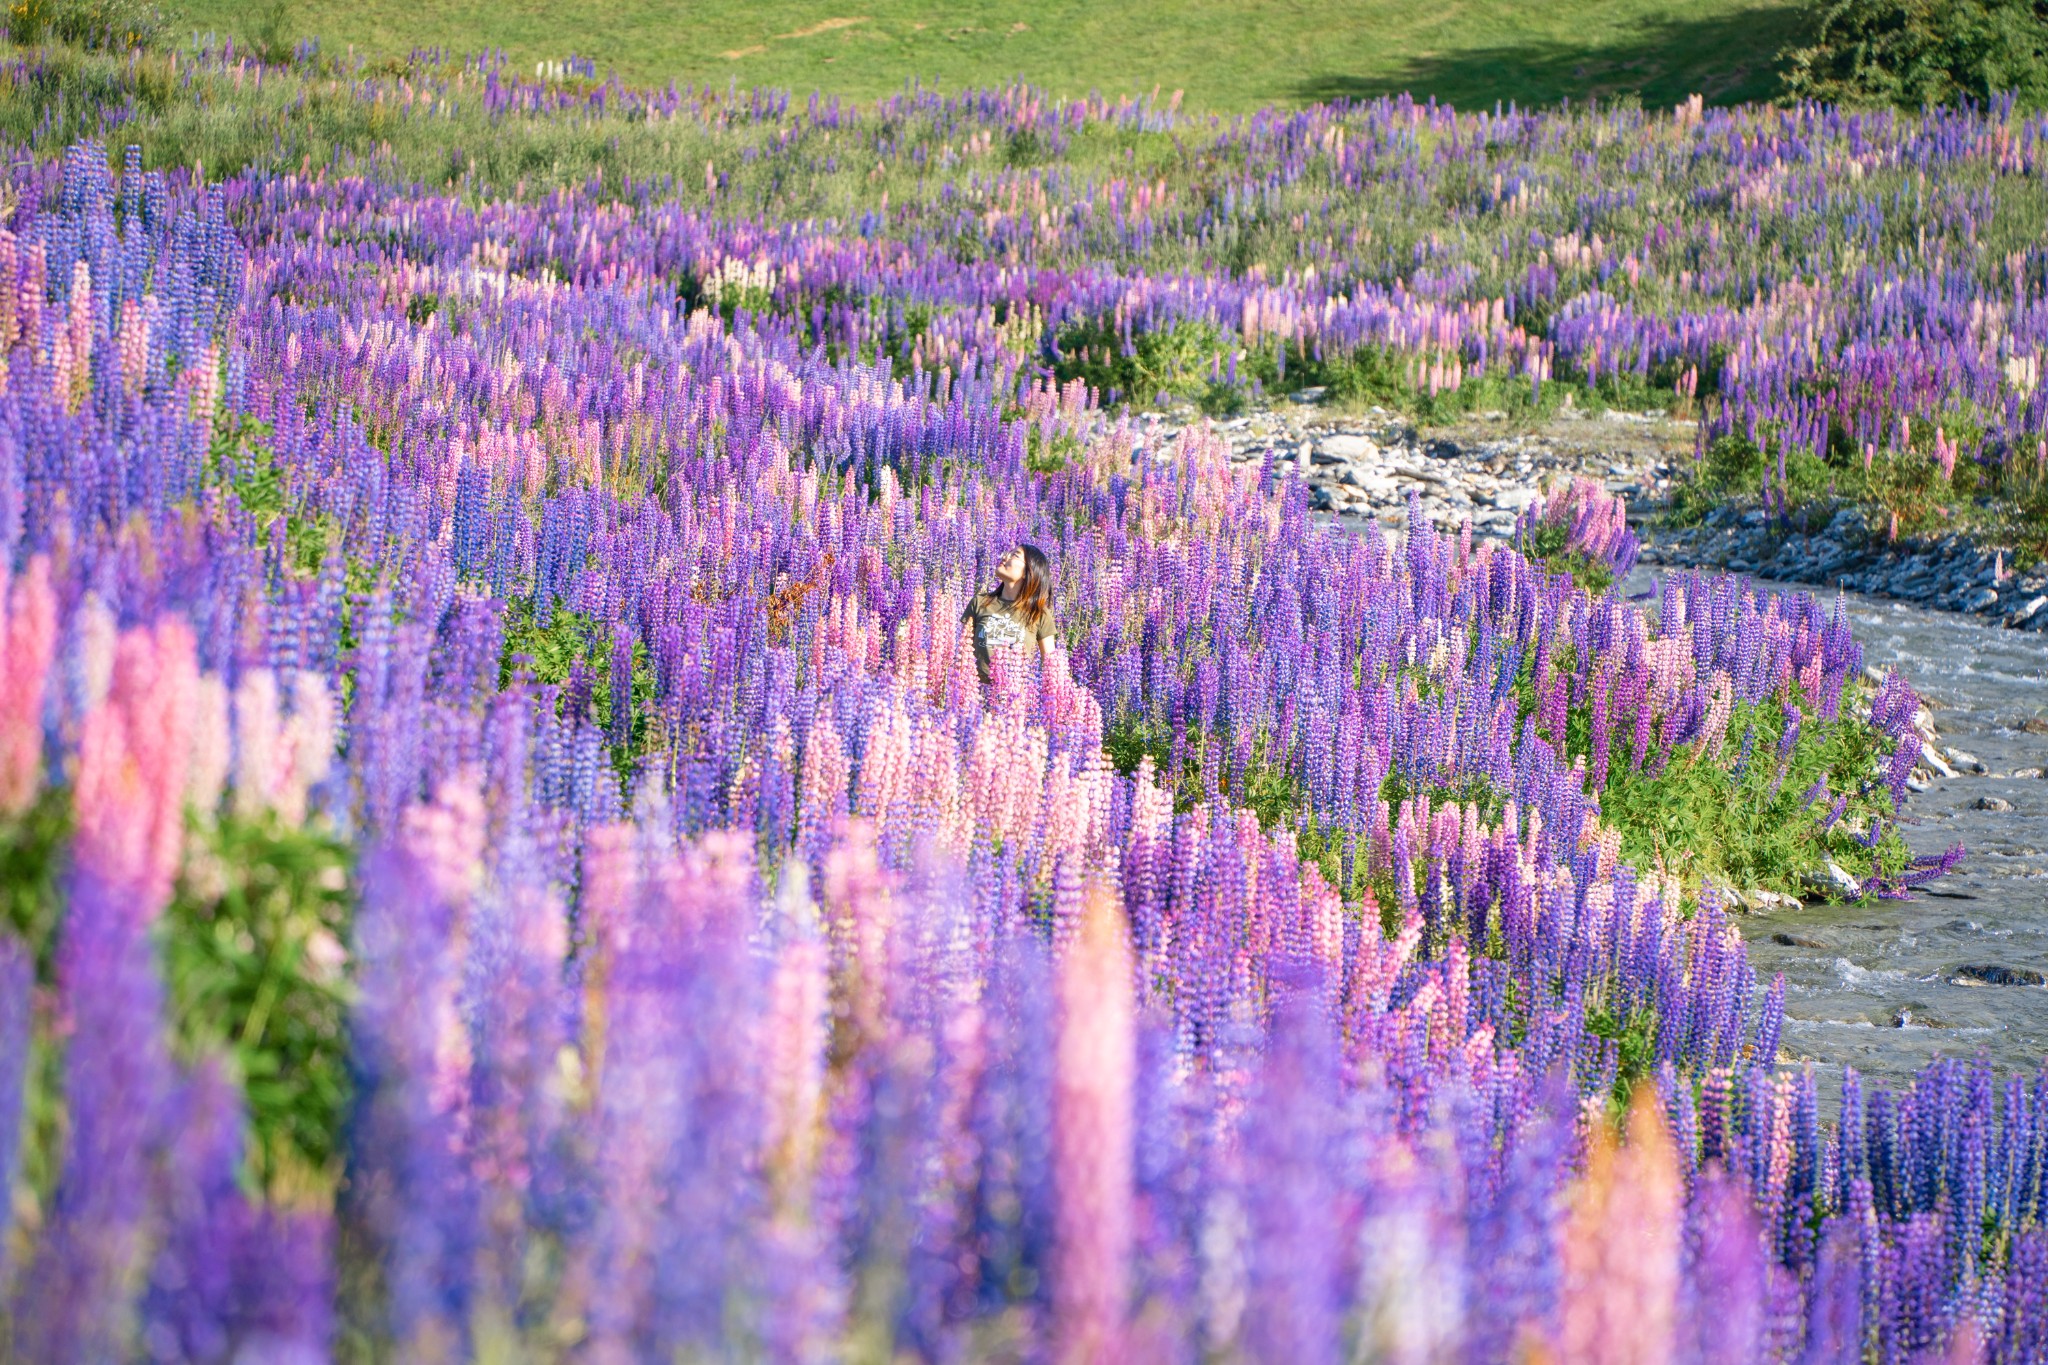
[1053,882,1136,1364]
[0,555,56,815]
[1563,1094,1683,1364]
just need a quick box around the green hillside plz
[174,0,1805,112]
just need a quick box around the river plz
[1728,586,2048,1092]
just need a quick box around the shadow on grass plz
[1295,8,1807,112]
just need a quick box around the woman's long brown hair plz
[1013,543,1053,626]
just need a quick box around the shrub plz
[1780,0,2048,109]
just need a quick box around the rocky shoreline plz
[1641,507,2048,632]
[1145,395,2048,632]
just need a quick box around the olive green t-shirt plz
[961,591,1056,682]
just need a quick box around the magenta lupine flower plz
[1052,883,1135,1364]
[0,555,56,815]
[1562,1096,1682,1365]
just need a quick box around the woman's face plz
[995,547,1026,585]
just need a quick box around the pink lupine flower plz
[66,260,93,373]
[225,668,326,826]
[398,774,487,1120]
[71,592,118,717]
[1694,671,1734,762]
[1053,883,1134,1365]
[0,556,57,815]
[185,672,230,819]
[823,818,895,1039]
[0,229,17,352]
[231,668,283,820]
[762,928,829,1206]
[71,618,200,917]
[117,297,148,397]
[1561,1095,1682,1365]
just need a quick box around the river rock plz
[1920,744,1958,778]
[1970,796,2015,812]
[1770,932,1827,949]
[1954,963,2048,987]
[1320,433,1378,461]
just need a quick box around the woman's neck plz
[998,580,1021,603]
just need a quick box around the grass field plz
[174,0,1807,112]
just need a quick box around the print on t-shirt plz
[962,591,1055,683]
[977,610,1033,654]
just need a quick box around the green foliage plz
[1052,316,1248,412]
[1324,344,1559,424]
[0,792,70,1214]
[5,0,166,51]
[501,599,661,780]
[203,410,351,578]
[1023,425,1084,474]
[1110,644,1914,927]
[1521,520,1617,595]
[1780,0,2048,110]
[1667,421,2028,546]
[1586,998,1662,1106]
[1997,464,2048,565]
[0,790,69,982]
[1102,712,1503,927]
[160,814,355,1199]
[1241,340,1685,431]
[4,795,360,1210]
[208,413,289,520]
[1584,694,1915,900]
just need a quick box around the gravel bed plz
[1139,394,2048,631]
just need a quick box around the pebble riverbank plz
[1142,391,1686,540]
[1142,394,2048,632]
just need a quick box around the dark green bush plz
[1780,0,2048,109]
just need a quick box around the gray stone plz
[1954,964,2048,988]
[1970,796,2014,812]
[1320,433,1378,461]
[1964,586,1999,612]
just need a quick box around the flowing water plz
[1733,587,2048,1092]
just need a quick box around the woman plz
[961,543,1057,684]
